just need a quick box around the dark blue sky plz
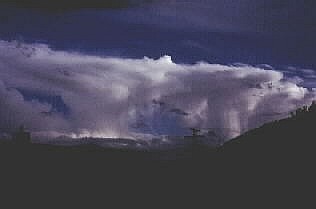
[1,1,316,138]
[0,1,315,68]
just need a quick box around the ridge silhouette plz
[0,102,316,205]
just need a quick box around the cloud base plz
[0,40,315,143]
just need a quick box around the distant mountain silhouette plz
[1,102,315,206]
[1,101,316,166]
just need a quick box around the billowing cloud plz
[0,40,315,142]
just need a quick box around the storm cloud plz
[0,40,315,142]
[112,0,316,35]
[2,0,315,35]
[0,0,151,11]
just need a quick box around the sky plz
[0,1,316,142]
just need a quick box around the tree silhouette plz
[290,101,316,118]
[308,101,316,113]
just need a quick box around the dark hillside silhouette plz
[1,102,316,206]
[222,101,316,156]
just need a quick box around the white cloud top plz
[0,40,315,142]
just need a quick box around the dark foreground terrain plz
[1,104,316,207]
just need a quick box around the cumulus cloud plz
[278,66,316,89]
[0,40,315,142]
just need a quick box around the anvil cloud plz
[0,40,315,142]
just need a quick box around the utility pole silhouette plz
[13,125,31,144]
[190,128,201,137]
